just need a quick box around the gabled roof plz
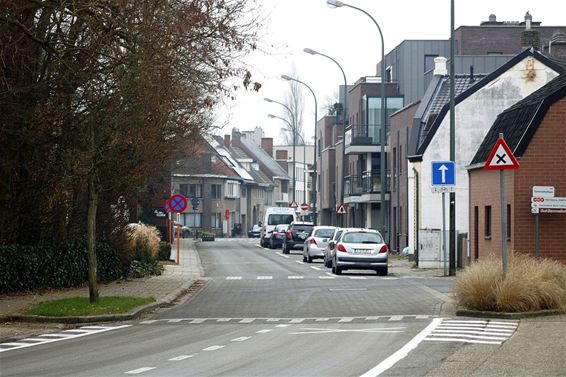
[408,48,565,161]
[239,137,289,180]
[470,73,566,167]
[208,137,254,182]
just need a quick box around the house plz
[407,48,564,268]
[272,144,314,207]
[468,73,566,263]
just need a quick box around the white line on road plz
[239,318,255,323]
[169,355,196,361]
[226,276,242,280]
[231,337,251,342]
[288,276,304,279]
[203,345,225,351]
[389,316,403,321]
[189,319,207,324]
[359,318,443,377]
[318,276,335,279]
[310,266,322,271]
[427,333,507,341]
[296,261,305,264]
[125,367,156,374]
[349,276,367,280]
[257,276,273,280]
[325,272,335,277]
[276,324,290,328]
[425,337,501,345]
[338,317,354,323]
[256,329,273,334]
[217,318,232,322]
[290,318,305,323]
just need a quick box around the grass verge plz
[456,253,566,312]
[25,296,155,317]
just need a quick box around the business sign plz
[431,161,455,193]
[532,186,554,198]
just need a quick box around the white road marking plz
[325,272,335,277]
[359,318,443,377]
[226,276,242,280]
[389,316,403,321]
[424,319,517,345]
[425,337,502,345]
[428,333,507,341]
[203,345,225,351]
[217,318,232,322]
[257,276,273,280]
[296,261,305,264]
[349,276,367,280]
[290,318,305,323]
[433,329,513,336]
[315,318,330,322]
[239,318,255,323]
[319,275,335,279]
[0,325,131,353]
[288,276,304,279]
[310,266,322,271]
[125,367,156,374]
[189,319,207,324]
[437,326,514,333]
[139,320,158,324]
[168,319,183,323]
[256,329,272,334]
[276,324,290,328]
[169,355,195,361]
[338,317,354,323]
[267,318,281,322]
[416,315,430,319]
[290,326,406,335]
[365,316,380,320]
[231,337,251,342]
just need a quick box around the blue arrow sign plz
[432,161,455,186]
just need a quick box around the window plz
[211,184,221,199]
[386,65,393,82]
[342,231,383,244]
[507,204,511,241]
[399,145,403,174]
[183,213,201,228]
[180,183,202,198]
[484,205,492,239]
[211,213,221,228]
[392,147,397,191]
[225,181,240,198]
[281,181,288,192]
[424,54,438,73]
[242,186,247,197]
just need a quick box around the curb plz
[456,308,566,319]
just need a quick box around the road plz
[1,239,517,377]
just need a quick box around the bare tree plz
[282,66,305,145]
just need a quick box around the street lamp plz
[265,98,296,204]
[304,47,348,226]
[281,74,319,225]
[326,0,388,243]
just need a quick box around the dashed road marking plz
[256,329,272,334]
[125,367,156,374]
[310,266,322,271]
[231,336,251,342]
[226,276,242,280]
[257,276,273,280]
[202,345,225,351]
[169,355,195,361]
[288,276,304,279]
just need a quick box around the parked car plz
[282,221,314,254]
[248,224,262,238]
[323,228,353,268]
[268,224,288,249]
[330,229,389,276]
[302,226,337,263]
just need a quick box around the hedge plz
[0,240,126,294]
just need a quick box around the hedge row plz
[0,240,126,294]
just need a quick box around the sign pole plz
[176,223,180,265]
[500,168,507,278]
[534,213,539,259]
[442,192,447,276]
[168,212,172,245]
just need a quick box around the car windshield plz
[268,214,294,226]
[342,232,383,244]
[292,225,313,234]
[314,228,335,238]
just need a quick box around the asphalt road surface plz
[1,239,489,377]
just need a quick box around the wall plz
[417,56,559,267]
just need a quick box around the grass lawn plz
[25,296,155,317]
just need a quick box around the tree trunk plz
[87,172,99,303]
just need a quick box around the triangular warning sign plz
[484,137,520,170]
[336,203,347,215]
[289,200,298,208]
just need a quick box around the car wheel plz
[377,266,388,276]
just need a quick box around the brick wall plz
[470,97,566,263]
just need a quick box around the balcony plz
[345,124,386,155]
[344,172,390,204]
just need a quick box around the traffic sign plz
[484,137,520,170]
[336,203,347,215]
[289,200,298,208]
[300,202,309,211]
[432,161,455,185]
[167,194,188,213]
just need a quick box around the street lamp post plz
[281,75,318,225]
[264,98,296,204]
[304,48,348,226]
[327,0,388,244]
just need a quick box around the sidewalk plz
[0,239,203,341]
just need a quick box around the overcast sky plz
[213,0,566,144]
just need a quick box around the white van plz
[260,207,296,247]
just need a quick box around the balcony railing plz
[344,172,390,197]
[345,124,384,147]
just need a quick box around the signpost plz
[530,188,566,259]
[165,194,188,265]
[484,134,519,278]
[431,161,456,276]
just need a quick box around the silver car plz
[323,228,350,268]
[330,229,389,275]
[302,226,336,263]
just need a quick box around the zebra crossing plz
[139,315,435,326]
[0,325,131,353]
[424,319,518,345]
[223,274,399,281]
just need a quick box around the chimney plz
[223,134,230,147]
[469,65,475,84]
[261,137,273,156]
[433,57,448,76]
[549,32,566,59]
[521,11,540,50]
[275,149,288,160]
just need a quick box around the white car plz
[302,226,337,263]
[260,207,296,248]
[330,229,389,275]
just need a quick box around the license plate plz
[353,249,371,255]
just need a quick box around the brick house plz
[468,73,566,263]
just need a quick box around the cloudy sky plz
[213,0,565,144]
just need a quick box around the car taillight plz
[337,243,347,252]
[274,233,280,238]
[310,238,317,245]
[379,244,388,253]
[286,230,292,239]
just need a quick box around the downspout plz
[413,166,419,267]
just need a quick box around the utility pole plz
[449,0,457,276]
